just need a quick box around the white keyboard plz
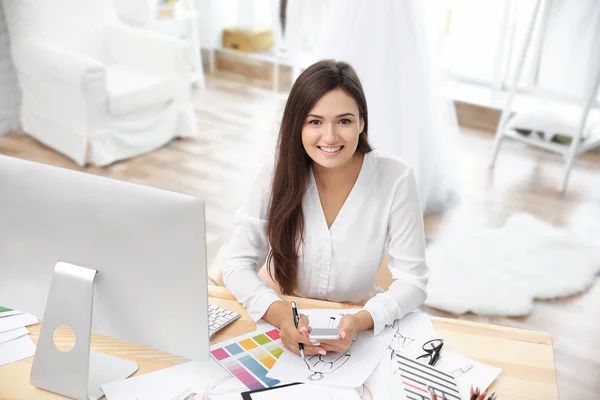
[209,303,240,340]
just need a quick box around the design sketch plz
[171,388,199,400]
[304,333,359,381]
[326,313,345,328]
[387,321,415,359]
[447,363,474,377]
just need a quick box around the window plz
[427,0,600,104]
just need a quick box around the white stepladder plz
[489,0,600,192]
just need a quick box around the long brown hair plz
[266,59,372,295]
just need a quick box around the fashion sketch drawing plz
[388,320,415,359]
[304,333,359,381]
[304,313,356,381]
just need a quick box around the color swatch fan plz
[210,329,284,391]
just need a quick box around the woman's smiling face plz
[301,88,365,171]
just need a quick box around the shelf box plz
[222,28,273,53]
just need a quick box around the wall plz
[0,2,20,135]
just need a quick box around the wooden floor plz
[1,73,599,399]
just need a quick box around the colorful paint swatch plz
[267,345,284,359]
[265,329,280,340]
[210,329,286,391]
[225,343,244,355]
[221,358,263,391]
[239,355,280,387]
[239,338,258,350]
[252,333,271,345]
[210,348,229,361]
[251,347,277,369]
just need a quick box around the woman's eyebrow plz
[306,113,356,118]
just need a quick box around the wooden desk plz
[0,286,559,400]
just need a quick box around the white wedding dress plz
[537,0,600,99]
[287,0,459,213]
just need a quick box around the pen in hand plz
[291,301,305,361]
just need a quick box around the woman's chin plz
[313,157,348,170]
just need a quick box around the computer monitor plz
[0,155,210,398]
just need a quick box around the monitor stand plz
[30,261,138,400]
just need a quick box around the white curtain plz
[284,0,328,58]
[0,2,20,135]
[287,0,459,213]
[537,0,600,100]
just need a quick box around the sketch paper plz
[0,313,38,333]
[438,351,501,399]
[0,327,28,344]
[245,384,361,400]
[0,334,36,366]
[0,306,22,318]
[101,358,239,400]
[266,309,395,387]
[363,313,437,400]
[209,393,245,400]
[301,309,357,328]
[384,312,437,360]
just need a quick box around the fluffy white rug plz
[424,214,600,316]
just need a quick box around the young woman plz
[223,60,428,357]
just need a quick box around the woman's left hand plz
[318,311,373,353]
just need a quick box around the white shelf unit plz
[490,0,600,192]
[209,45,315,92]
[151,0,205,89]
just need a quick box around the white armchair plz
[2,0,198,166]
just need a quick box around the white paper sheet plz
[209,392,243,400]
[438,351,502,400]
[0,313,38,333]
[0,310,22,318]
[301,309,357,328]
[101,358,243,400]
[267,309,395,387]
[0,327,29,344]
[0,335,36,366]
[364,313,437,400]
[255,320,277,333]
[246,384,361,400]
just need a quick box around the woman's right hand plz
[279,314,326,357]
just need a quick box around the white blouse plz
[222,150,429,335]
